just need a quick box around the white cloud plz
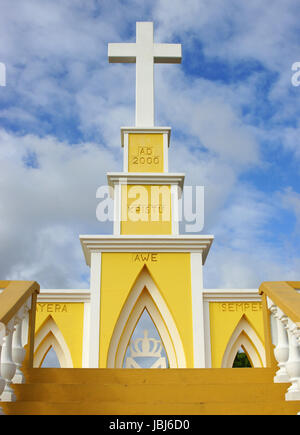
[279,187,300,230]
[204,186,298,288]
[0,0,299,291]
[0,129,119,287]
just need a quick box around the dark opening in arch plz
[232,346,252,368]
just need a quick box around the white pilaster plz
[113,183,121,236]
[190,252,205,367]
[81,302,90,368]
[88,252,102,368]
[163,131,168,172]
[171,184,179,235]
[123,132,129,172]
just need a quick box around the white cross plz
[108,22,181,127]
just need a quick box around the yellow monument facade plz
[32,22,268,371]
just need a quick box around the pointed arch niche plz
[221,315,266,368]
[33,315,73,368]
[107,266,186,368]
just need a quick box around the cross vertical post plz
[108,22,181,127]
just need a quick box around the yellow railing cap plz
[259,281,300,324]
[0,280,40,325]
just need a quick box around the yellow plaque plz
[128,133,164,172]
[120,184,172,235]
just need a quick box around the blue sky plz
[0,0,300,289]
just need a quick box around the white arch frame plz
[34,315,73,368]
[221,315,266,368]
[107,266,186,368]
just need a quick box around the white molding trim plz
[107,172,185,193]
[37,289,90,303]
[221,316,266,368]
[80,234,214,267]
[203,289,260,302]
[120,127,171,147]
[107,267,186,368]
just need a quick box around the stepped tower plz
[80,21,213,369]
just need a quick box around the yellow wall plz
[209,301,265,368]
[120,184,172,235]
[128,133,164,172]
[35,302,84,368]
[99,252,193,368]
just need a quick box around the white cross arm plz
[153,43,182,64]
[108,43,137,63]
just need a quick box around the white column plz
[272,306,290,383]
[88,252,102,368]
[12,304,28,384]
[171,184,179,235]
[0,323,6,400]
[190,252,205,367]
[1,318,17,401]
[285,319,300,400]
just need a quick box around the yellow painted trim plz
[259,281,300,325]
[261,292,277,368]
[0,280,39,324]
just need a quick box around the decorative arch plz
[107,266,186,368]
[221,315,266,368]
[34,315,73,368]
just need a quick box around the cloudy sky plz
[0,0,300,290]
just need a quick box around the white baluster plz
[272,306,290,383]
[285,319,300,400]
[1,317,17,401]
[0,322,6,413]
[0,323,6,397]
[12,305,26,384]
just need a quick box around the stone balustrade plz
[260,281,300,403]
[0,281,39,410]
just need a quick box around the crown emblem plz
[125,329,167,368]
[129,330,162,358]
